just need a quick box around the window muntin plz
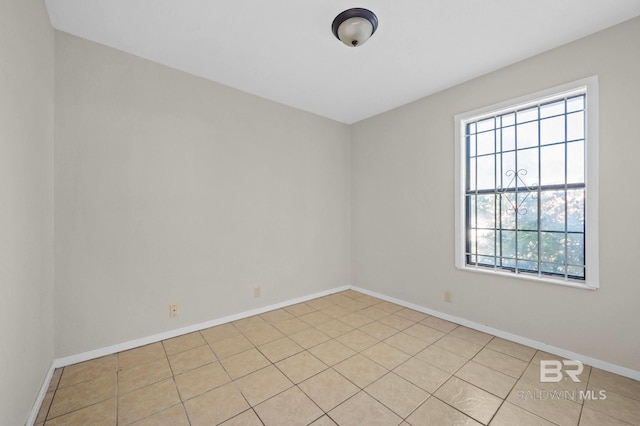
[455,78,599,289]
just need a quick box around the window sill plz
[456,264,598,290]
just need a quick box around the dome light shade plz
[332,8,378,47]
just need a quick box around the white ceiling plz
[44,0,640,124]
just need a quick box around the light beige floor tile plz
[578,406,632,426]
[117,343,166,370]
[306,297,336,310]
[48,373,116,419]
[507,380,582,426]
[359,306,392,321]
[219,409,263,426]
[289,327,331,349]
[378,314,415,331]
[254,386,323,426]
[200,323,241,344]
[118,378,180,425]
[434,335,483,359]
[455,360,517,398]
[415,345,468,373]
[234,365,293,405]
[328,391,402,426]
[375,301,404,314]
[58,355,116,388]
[407,396,482,426]
[362,342,411,370]
[339,312,375,328]
[184,382,249,426]
[260,308,295,324]
[473,347,528,378]
[449,326,494,346]
[403,324,445,344]
[220,348,271,379]
[273,317,310,335]
[420,316,459,333]
[314,319,353,338]
[208,333,254,359]
[359,321,398,340]
[588,368,640,401]
[36,391,54,424]
[299,368,359,411]
[354,294,384,306]
[308,339,356,366]
[319,304,352,319]
[45,398,115,426]
[489,401,555,426]
[309,415,338,426]
[284,302,316,317]
[233,316,268,333]
[520,362,589,392]
[162,332,206,356]
[334,354,388,388]
[435,376,502,424]
[486,337,536,362]
[47,368,63,393]
[365,372,429,418]
[393,357,450,393]
[584,388,640,425]
[174,361,230,400]
[335,299,369,312]
[118,357,173,394]
[276,351,327,384]
[129,404,189,426]
[241,323,285,346]
[395,308,429,322]
[299,311,333,327]
[336,329,379,352]
[384,332,428,355]
[168,344,216,375]
[257,336,304,363]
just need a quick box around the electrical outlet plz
[169,304,179,317]
[444,291,453,303]
[253,286,261,298]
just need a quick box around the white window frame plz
[454,76,599,290]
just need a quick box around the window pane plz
[517,107,538,123]
[567,111,584,141]
[567,141,584,184]
[540,144,565,186]
[567,189,585,232]
[468,122,477,134]
[516,121,538,149]
[478,256,495,266]
[476,155,495,190]
[540,190,565,232]
[516,148,539,186]
[468,229,477,255]
[477,130,495,155]
[468,134,476,157]
[476,194,495,228]
[499,230,516,259]
[517,231,538,261]
[501,126,515,152]
[500,193,516,229]
[567,233,585,265]
[540,232,565,264]
[468,157,476,191]
[477,230,495,256]
[477,117,495,132]
[502,113,515,127]
[517,192,538,230]
[541,262,565,275]
[467,195,476,228]
[540,99,565,118]
[499,151,515,189]
[567,265,585,278]
[540,115,565,145]
[567,95,584,113]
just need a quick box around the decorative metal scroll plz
[497,169,537,215]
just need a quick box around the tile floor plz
[36,290,640,425]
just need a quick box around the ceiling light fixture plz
[331,8,378,47]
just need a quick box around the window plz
[454,77,599,289]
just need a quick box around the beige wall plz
[54,32,351,357]
[351,17,640,371]
[0,0,54,424]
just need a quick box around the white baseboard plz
[351,285,640,381]
[25,362,55,426]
